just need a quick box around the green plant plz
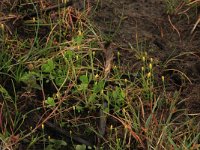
[1,0,200,149]
[140,54,154,101]
[164,0,181,14]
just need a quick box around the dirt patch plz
[92,0,199,49]
[91,0,200,112]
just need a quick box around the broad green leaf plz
[49,139,67,146]
[88,93,96,103]
[78,75,89,91]
[93,80,105,93]
[45,97,56,107]
[75,144,86,150]
[55,77,65,86]
[74,35,84,45]
[75,105,84,113]
[79,75,89,84]
[64,50,74,59]
[41,59,55,73]
[20,71,41,90]
[78,83,88,91]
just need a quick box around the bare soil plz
[91,0,200,114]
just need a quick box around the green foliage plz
[75,144,86,150]
[78,75,90,91]
[164,0,180,14]
[0,85,12,101]
[0,51,12,73]
[73,33,84,47]
[45,139,67,150]
[41,59,55,73]
[0,1,199,149]
[45,97,56,107]
[20,71,41,90]
[110,86,125,112]
[93,80,105,94]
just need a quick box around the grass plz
[0,0,200,149]
[164,0,200,34]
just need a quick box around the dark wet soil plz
[91,0,200,113]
